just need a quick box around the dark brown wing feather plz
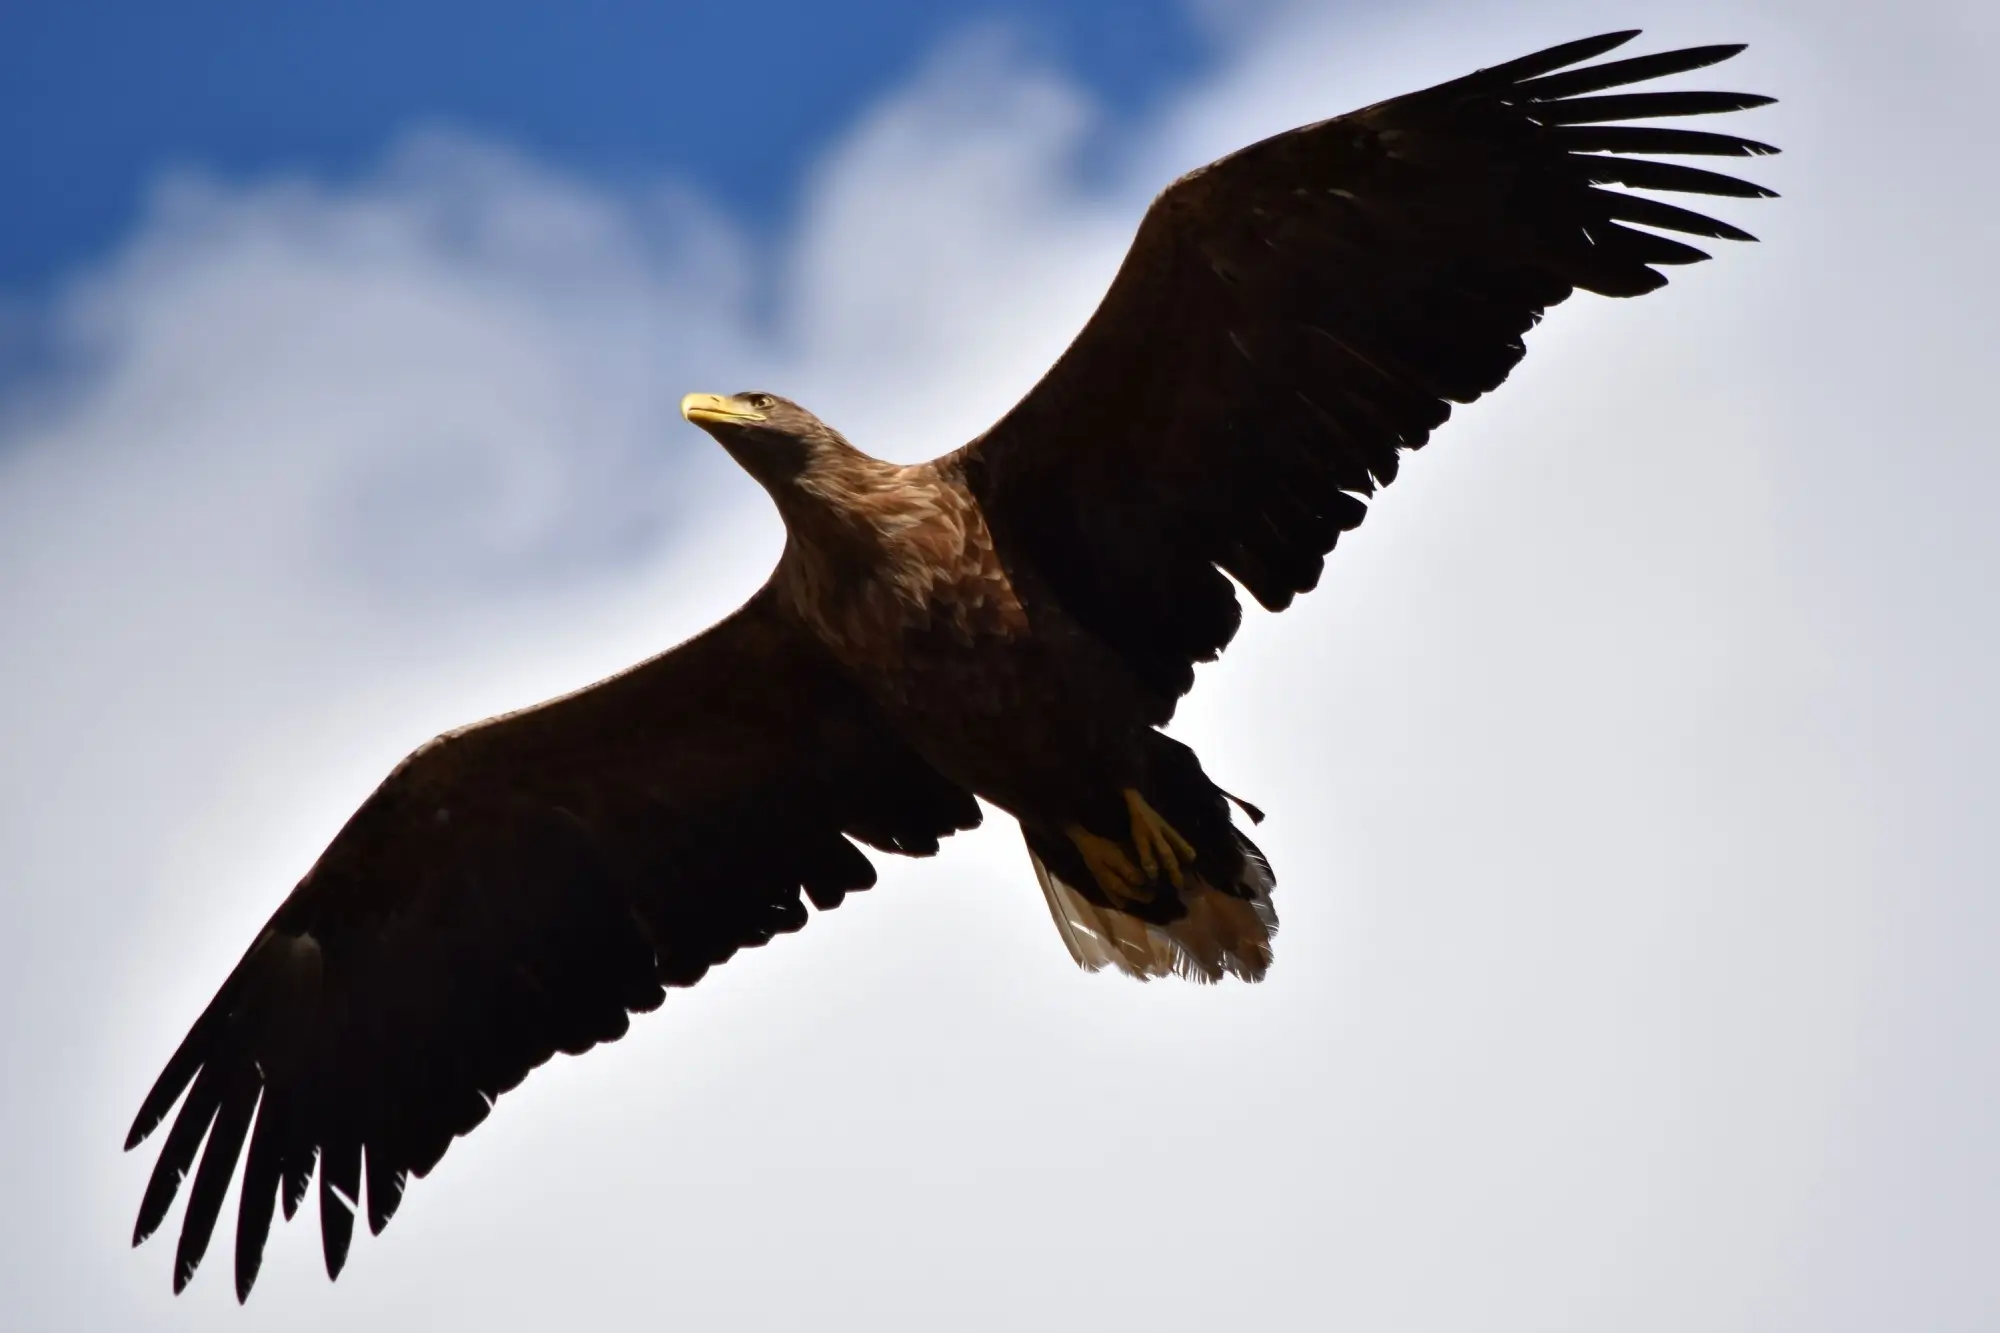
[952,31,1777,714]
[125,586,980,1300]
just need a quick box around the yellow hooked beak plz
[680,393,766,427]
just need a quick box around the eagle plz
[127,31,1776,1300]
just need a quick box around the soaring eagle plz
[127,31,1775,1299]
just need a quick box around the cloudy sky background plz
[3,0,1995,1328]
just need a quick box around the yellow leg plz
[1065,825,1150,906]
[1123,788,1198,891]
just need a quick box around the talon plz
[1065,824,1151,905]
[1123,788,1195,891]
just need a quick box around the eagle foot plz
[1062,790,1199,905]
[1065,824,1151,905]
[1123,787,1196,891]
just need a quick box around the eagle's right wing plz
[125,585,980,1300]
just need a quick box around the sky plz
[2,1,1996,1329]
[0,0,1206,297]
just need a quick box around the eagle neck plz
[773,457,990,658]
[771,454,907,566]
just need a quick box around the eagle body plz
[123,32,1780,1301]
[773,451,1144,825]
[757,430,1272,958]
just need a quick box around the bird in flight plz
[126,30,1776,1300]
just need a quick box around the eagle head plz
[680,391,853,490]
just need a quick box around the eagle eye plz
[743,393,776,411]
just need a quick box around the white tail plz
[1026,833,1277,983]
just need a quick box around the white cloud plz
[2,2,1995,1330]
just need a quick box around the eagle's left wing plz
[949,31,1775,717]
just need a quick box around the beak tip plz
[680,392,764,428]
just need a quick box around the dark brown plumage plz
[126,31,1776,1300]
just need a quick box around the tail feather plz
[1027,829,1277,983]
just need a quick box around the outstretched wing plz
[952,31,1777,715]
[125,586,980,1300]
